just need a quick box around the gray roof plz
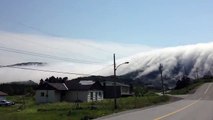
[65,80,103,91]
[0,91,8,96]
[48,83,68,91]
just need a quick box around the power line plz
[88,64,113,75]
[0,46,103,64]
[0,35,109,62]
[0,17,113,54]
[0,18,130,60]
[0,63,114,77]
[0,65,91,76]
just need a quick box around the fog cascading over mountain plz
[115,43,213,88]
[1,42,213,86]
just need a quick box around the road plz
[96,83,213,120]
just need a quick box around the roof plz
[48,83,68,91]
[0,91,8,96]
[65,80,103,91]
[36,82,68,91]
[100,81,130,87]
[36,80,103,91]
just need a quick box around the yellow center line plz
[153,98,201,120]
[204,83,212,94]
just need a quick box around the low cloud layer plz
[0,31,154,83]
[1,32,212,84]
[116,43,213,82]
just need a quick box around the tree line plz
[0,83,37,96]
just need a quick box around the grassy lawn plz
[169,79,213,95]
[0,94,169,120]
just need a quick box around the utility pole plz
[113,53,129,110]
[113,53,117,109]
[195,68,199,80]
[183,66,186,76]
[159,64,164,95]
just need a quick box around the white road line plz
[204,83,212,94]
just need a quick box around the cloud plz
[115,42,213,81]
[2,31,212,84]
[0,31,155,83]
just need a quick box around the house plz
[65,80,103,102]
[35,83,68,103]
[0,91,8,100]
[35,80,104,103]
[101,81,133,98]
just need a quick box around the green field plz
[0,94,169,120]
[169,79,213,95]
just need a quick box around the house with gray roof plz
[35,80,103,103]
[35,82,68,103]
[64,80,103,102]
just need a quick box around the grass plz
[0,94,170,120]
[169,79,213,95]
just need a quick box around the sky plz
[0,0,213,82]
[0,32,155,82]
[0,0,212,47]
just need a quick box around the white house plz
[35,83,68,103]
[0,91,8,100]
[65,80,103,102]
[35,80,104,103]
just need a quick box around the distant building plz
[0,91,8,100]
[101,81,133,98]
[35,80,104,103]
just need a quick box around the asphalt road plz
[96,83,213,120]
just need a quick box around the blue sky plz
[0,0,212,47]
[1,0,213,82]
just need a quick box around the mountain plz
[6,62,47,67]
[114,43,213,88]
[68,43,213,89]
[10,80,38,85]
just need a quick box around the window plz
[95,92,98,100]
[46,91,48,97]
[121,86,129,93]
[99,92,102,98]
[41,92,45,97]
[90,92,93,100]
